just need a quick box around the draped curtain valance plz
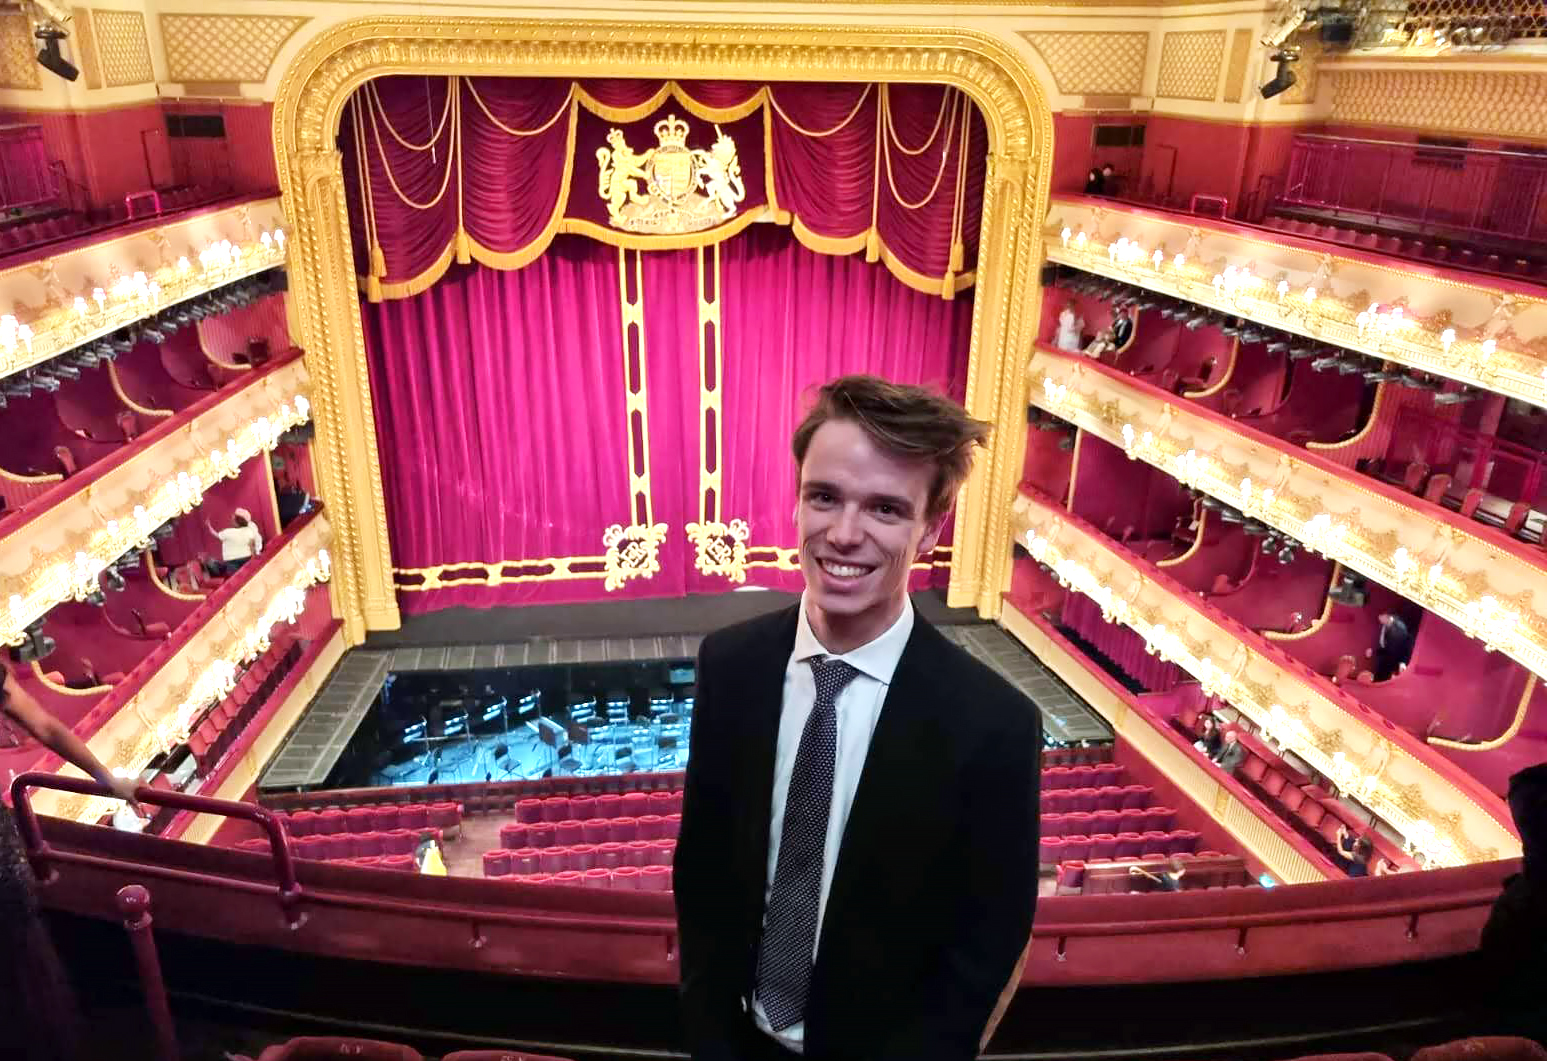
[340,77,988,300]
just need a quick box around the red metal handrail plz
[9,772,303,921]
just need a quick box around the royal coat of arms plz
[596,114,746,234]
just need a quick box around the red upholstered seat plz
[647,839,676,866]
[428,801,461,831]
[1296,799,1327,829]
[1115,809,1146,834]
[579,818,609,844]
[1119,784,1151,810]
[400,805,429,830]
[1055,860,1085,892]
[1412,1038,1547,1061]
[1070,788,1099,813]
[1318,816,1346,846]
[612,865,642,890]
[1092,810,1122,836]
[1065,811,1095,836]
[287,810,317,837]
[1068,765,1098,788]
[355,832,385,857]
[595,841,626,869]
[1094,786,1125,811]
[648,790,675,817]
[1043,766,1073,790]
[482,850,512,877]
[1168,830,1201,854]
[1039,836,1066,864]
[320,834,352,861]
[384,829,417,856]
[1041,813,1067,837]
[1090,834,1119,860]
[1061,835,1091,862]
[539,847,568,873]
[662,813,682,839]
[568,793,596,820]
[555,820,584,845]
[553,870,584,887]
[318,808,347,835]
[540,796,571,822]
[608,816,639,843]
[1093,763,1123,787]
[625,839,653,867]
[370,806,400,832]
[515,798,543,823]
[1114,833,1144,859]
[1279,786,1307,814]
[582,867,612,888]
[254,1036,423,1061]
[596,793,623,818]
[500,822,530,849]
[382,854,416,872]
[569,843,597,870]
[293,835,326,860]
[528,824,555,848]
[637,813,665,840]
[1043,790,1073,814]
[1141,831,1170,855]
[620,791,650,816]
[511,848,541,875]
[640,864,673,891]
[1141,807,1176,832]
[1241,756,1269,782]
[1261,771,1289,798]
[665,790,684,815]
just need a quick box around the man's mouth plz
[818,558,874,579]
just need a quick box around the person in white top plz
[1054,299,1085,352]
[675,375,1043,1061]
[204,507,263,575]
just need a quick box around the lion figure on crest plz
[597,129,655,217]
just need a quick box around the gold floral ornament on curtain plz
[598,115,747,233]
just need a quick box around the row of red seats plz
[514,790,681,823]
[1043,807,1176,835]
[485,838,678,876]
[0,211,91,254]
[189,641,303,774]
[239,828,446,861]
[1040,763,1125,789]
[1263,213,1547,280]
[277,801,462,837]
[499,813,681,849]
[1040,784,1152,812]
[1040,744,1112,767]
[1040,830,1201,864]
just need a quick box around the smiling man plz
[674,375,1042,1061]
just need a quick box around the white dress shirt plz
[752,594,914,1052]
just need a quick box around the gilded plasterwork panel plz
[1157,29,1225,101]
[160,14,309,84]
[92,8,154,87]
[1019,30,1148,97]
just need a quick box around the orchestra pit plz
[0,1,1544,1059]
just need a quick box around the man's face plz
[1379,613,1393,628]
[797,419,946,643]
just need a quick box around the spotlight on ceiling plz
[1260,49,1300,100]
[34,26,78,83]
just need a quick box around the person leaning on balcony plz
[204,507,264,576]
[1366,612,1413,681]
[1,669,142,1061]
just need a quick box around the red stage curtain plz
[340,77,987,302]
[362,227,971,611]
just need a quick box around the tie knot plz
[808,656,860,705]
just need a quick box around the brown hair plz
[791,375,991,521]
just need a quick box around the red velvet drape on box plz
[1060,592,1184,693]
[363,228,973,612]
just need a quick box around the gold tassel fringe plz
[455,228,472,265]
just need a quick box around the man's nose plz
[827,505,864,546]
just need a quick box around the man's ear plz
[917,509,949,556]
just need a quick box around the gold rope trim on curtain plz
[882,85,951,156]
[766,83,872,137]
[355,79,978,301]
[368,79,453,152]
[465,78,574,136]
[574,81,768,124]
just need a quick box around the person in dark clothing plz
[1212,727,1248,776]
[1084,167,1105,195]
[1335,826,1373,877]
[1481,763,1547,1039]
[1,670,142,1061]
[1193,713,1223,758]
[1367,612,1414,680]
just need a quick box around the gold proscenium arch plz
[274,18,1054,644]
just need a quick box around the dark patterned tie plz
[755,655,860,1032]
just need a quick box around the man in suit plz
[675,375,1042,1061]
[1211,727,1248,777]
[1367,612,1414,681]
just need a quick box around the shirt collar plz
[793,592,914,686]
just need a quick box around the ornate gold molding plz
[1010,489,1519,867]
[31,515,334,823]
[1047,197,1547,410]
[1031,347,1547,687]
[272,19,1054,635]
[0,359,311,645]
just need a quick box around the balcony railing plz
[1282,133,1547,245]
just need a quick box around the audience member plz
[1481,762,1546,1026]
[1211,727,1247,775]
[1366,612,1414,680]
[1193,714,1223,759]
[1055,300,1085,352]
[1100,164,1116,194]
[1335,825,1373,877]
[1084,167,1105,195]
[204,508,264,576]
[1110,309,1134,349]
[1129,856,1188,892]
[415,832,447,876]
[1,670,141,1061]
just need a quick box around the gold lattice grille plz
[1400,1,1547,43]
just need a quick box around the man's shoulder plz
[911,621,1041,737]
[697,605,798,667]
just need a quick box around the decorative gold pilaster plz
[604,248,667,590]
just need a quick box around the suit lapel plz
[740,605,800,908]
[817,617,945,949]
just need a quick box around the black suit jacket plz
[673,604,1042,1061]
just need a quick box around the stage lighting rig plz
[1260,48,1300,99]
[33,24,77,83]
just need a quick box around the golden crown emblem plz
[653,114,690,148]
